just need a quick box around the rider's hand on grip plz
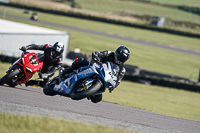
[109,87,114,93]
[19,46,27,52]
[92,52,101,64]
[93,56,102,65]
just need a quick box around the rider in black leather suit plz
[21,42,64,87]
[63,46,130,103]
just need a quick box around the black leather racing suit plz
[92,50,126,89]
[25,44,63,87]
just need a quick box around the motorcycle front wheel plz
[70,80,102,100]
[43,78,57,96]
[0,67,21,86]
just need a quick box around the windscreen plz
[110,62,120,77]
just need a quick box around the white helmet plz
[53,42,64,56]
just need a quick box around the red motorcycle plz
[0,49,44,87]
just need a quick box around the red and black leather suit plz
[25,44,63,87]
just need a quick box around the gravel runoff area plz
[0,100,183,133]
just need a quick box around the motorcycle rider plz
[20,42,64,87]
[62,46,130,103]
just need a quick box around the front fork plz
[58,67,65,84]
[7,65,24,83]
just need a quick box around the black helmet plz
[53,42,64,56]
[114,46,130,64]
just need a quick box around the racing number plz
[109,72,114,79]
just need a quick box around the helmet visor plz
[114,54,122,64]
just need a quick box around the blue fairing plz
[54,65,100,95]
[53,62,118,96]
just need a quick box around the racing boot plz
[90,94,103,103]
[25,80,37,87]
[62,67,73,76]
[26,80,47,87]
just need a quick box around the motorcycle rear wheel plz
[70,80,102,100]
[0,67,21,86]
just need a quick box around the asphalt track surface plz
[2,13,200,57]
[1,85,200,133]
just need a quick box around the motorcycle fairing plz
[53,62,118,96]
[22,53,43,73]
[7,52,43,85]
[53,65,101,95]
[100,62,118,88]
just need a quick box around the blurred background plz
[0,0,200,132]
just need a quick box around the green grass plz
[3,0,200,36]
[0,113,136,133]
[103,81,200,121]
[78,0,200,24]
[0,62,10,76]
[149,0,200,6]
[37,12,200,50]
[1,5,200,50]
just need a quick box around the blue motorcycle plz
[43,61,120,103]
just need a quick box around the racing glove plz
[19,46,27,52]
[109,87,115,93]
[92,52,102,65]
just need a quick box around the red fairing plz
[7,52,43,86]
[22,53,43,73]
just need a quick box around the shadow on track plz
[0,84,42,94]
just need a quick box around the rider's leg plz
[25,77,50,87]
[25,80,39,87]
[63,57,90,75]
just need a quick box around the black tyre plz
[90,94,102,103]
[70,80,102,100]
[0,67,21,85]
[9,84,17,87]
[43,79,57,96]
[43,84,56,96]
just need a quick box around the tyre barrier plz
[0,55,18,64]
[123,75,200,93]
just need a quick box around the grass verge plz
[149,0,200,6]
[103,81,200,121]
[0,112,136,133]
